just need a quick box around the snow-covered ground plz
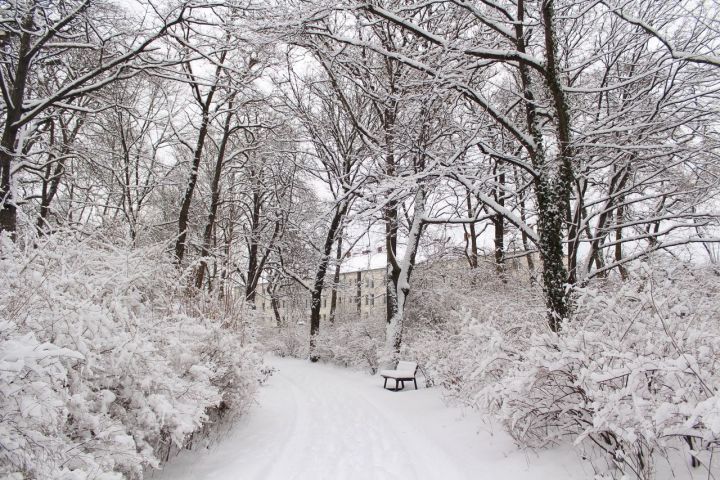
[153,357,591,480]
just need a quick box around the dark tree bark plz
[385,201,401,325]
[271,290,282,327]
[515,0,572,330]
[384,187,426,361]
[465,192,479,269]
[383,98,401,325]
[492,163,506,275]
[309,203,348,362]
[174,50,227,264]
[566,177,587,285]
[539,0,576,329]
[243,184,283,305]
[328,228,342,324]
[36,115,83,234]
[0,12,34,237]
[196,98,235,289]
[513,166,536,278]
[615,199,629,281]
[585,164,631,278]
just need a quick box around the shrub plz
[403,258,720,479]
[486,262,720,479]
[260,322,309,359]
[314,316,384,373]
[403,260,543,394]
[0,232,264,479]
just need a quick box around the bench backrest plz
[397,361,418,373]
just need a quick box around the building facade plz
[255,248,535,326]
[256,265,387,326]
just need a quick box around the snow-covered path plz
[153,357,590,480]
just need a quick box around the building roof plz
[340,250,388,273]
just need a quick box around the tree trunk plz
[196,100,234,289]
[244,191,282,306]
[174,52,226,264]
[516,0,571,330]
[175,103,212,264]
[384,187,426,365]
[615,200,629,280]
[271,291,282,327]
[382,87,401,325]
[566,178,586,285]
[309,203,348,362]
[328,228,342,324]
[466,192,478,268]
[385,203,401,325]
[244,189,263,304]
[0,13,34,237]
[493,163,506,276]
[584,164,630,278]
[513,166,536,278]
[540,0,575,328]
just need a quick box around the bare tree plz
[280,60,371,361]
[291,0,720,333]
[0,0,190,236]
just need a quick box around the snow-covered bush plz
[0,232,265,479]
[404,259,720,479]
[403,260,543,393]
[314,315,384,373]
[261,323,309,358]
[260,314,383,373]
[484,262,720,479]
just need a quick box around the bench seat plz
[380,361,418,391]
[378,369,416,379]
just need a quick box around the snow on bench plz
[379,361,418,391]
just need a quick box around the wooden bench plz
[379,361,418,391]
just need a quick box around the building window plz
[371,295,375,306]
[323,297,327,308]
[261,302,265,311]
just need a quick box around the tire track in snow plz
[154,357,587,480]
[154,358,463,479]
[263,360,423,479]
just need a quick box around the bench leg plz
[400,380,404,390]
[414,378,417,390]
[383,377,387,389]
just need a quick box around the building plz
[256,252,388,326]
[255,247,536,326]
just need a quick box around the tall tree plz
[280,59,371,360]
[293,0,720,331]
[0,0,189,237]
